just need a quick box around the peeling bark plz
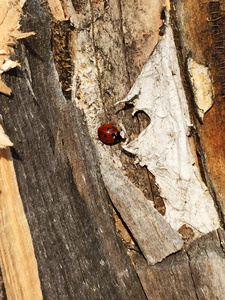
[173,0,225,222]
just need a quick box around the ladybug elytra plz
[98,124,122,145]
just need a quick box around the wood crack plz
[186,252,200,300]
[88,0,108,121]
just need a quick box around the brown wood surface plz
[173,0,225,219]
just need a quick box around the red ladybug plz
[98,124,122,145]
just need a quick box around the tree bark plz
[0,0,224,299]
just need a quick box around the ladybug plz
[98,124,122,145]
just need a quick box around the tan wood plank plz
[0,148,42,300]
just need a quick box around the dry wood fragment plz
[136,252,198,300]
[136,230,225,299]
[47,0,66,21]
[0,147,42,300]
[0,125,13,149]
[101,161,183,265]
[0,0,34,95]
[187,230,225,299]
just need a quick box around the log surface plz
[0,0,146,299]
[0,0,224,299]
[137,230,225,300]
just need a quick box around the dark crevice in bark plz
[186,252,200,300]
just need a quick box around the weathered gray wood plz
[135,230,225,300]
[101,161,183,265]
[136,252,198,300]
[188,230,225,300]
[0,0,146,299]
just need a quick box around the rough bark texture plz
[0,0,224,299]
[0,0,146,299]
[137,230,225,300]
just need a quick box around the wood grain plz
[173,0,225,221]
[0,148,42,300]
[0,0,146,298]
[101,161,183,265]
[0,0,224,298]
[136,230,225,300]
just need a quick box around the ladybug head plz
[112,131,122,143]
